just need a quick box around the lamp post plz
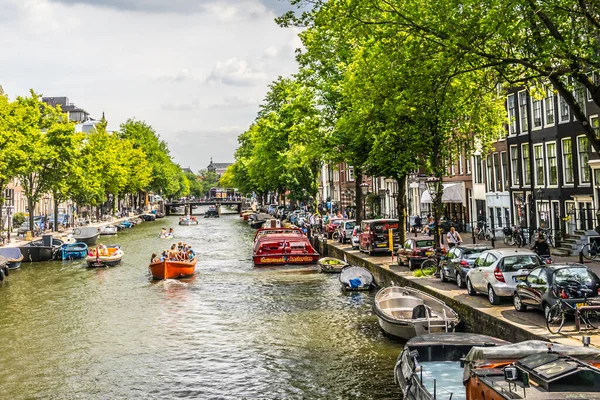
[425,176,442,248]
[392,192,398,219]
[360,182,369,221]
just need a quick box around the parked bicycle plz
[504,225,526,247]
[546,283,600,333]
[475,222,494,241]
[420,248,446,277]
[529,227,555,248]
[581,240,600,261]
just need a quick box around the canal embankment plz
[311,235,600,348]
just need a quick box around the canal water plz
[0,212,402,399]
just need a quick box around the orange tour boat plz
[149,258,197,280]
[252,227,319,266]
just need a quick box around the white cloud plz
[206,58,268,86]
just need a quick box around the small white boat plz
[100,225,118,235]
[159,232,174,239]
[339,265,374,291]
[179,216,199,225]
[318,257,348,273]
[373,286,459,340]
[85,245,124,267]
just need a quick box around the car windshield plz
[465,252,482,260]
[502,255,540,272]
[331,220,343,226]
[554,268,595,285]
[416,240,434,248]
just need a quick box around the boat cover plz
[0,247,23,260]
[463,340,600,382]
[340,266,374,287]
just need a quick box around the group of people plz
[151,242,195,263]
[180,216,197,222]
[159,227,174,236]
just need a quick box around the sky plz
[0,0,303,173]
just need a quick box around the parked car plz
[513,263,600,317]
[17,216,43,236]
[325,218,346,239]
[396,236,436,270]
[439,244,493,288]
[337,220,356,244]
[358,219,400,256]
[466,248,541,305]
[351,226,360,250]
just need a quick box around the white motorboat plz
[373,286,459,340]
[100,225,118,235]
[339,265,374,291]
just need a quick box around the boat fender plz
[0,268,4,281]
[3,266,8,276]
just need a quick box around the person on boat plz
[177,242,183,251]
[169,228,174,235]
[160,227,167,235]
[187,249,194,261]
[168,244,178,260]
[160,250,168,262]
[151,253,158,263]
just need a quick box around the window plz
[466,155,471,174]
[475,155,483,184]
[538,269,548,285]
[459,154,464,175]
[348,166,354,182]
[562,138,574,184]
[532,97,542,128]
[493,153,501,191]
[496,207,503,227]
[510,145,520,186]
[546,142,557,185]
[591,116,600,139]
[534,143,545,186]
[507,94,517,134]
[522,143,531,185]
[578,135,591,183]
[501,151,509,191]
[559,96,570,122]
[574,84,586,117]
[519,91,528,131]
[450,161,455,176]
[504,208,510,229]
[544,88,555,126]
[484,253,498,267]
[486,155,494,191]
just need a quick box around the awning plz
[420,183,465,204]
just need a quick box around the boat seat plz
[412,304,432,319]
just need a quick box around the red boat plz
[252,228,319,266]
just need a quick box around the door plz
[398,240,411,263]
[443,247,458,279]
[469,253,488,291]
[480,253,498,290]
[520,268,541,305]
[529,268,549,308]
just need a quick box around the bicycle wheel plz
[581,309,600,329]
[546,304,566,334]
[547,236,555,248]
[503,235,512,246]
[420,259,437,277]
[581,244,598,261]
[515,234,523,248]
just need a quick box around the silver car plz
[466,249,541,305]
[351,226,360,249]
[337,219,356,244]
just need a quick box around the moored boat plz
[463,340,600,399]
[179,215,199,225]
[61,242,88,260]
[19,236,63,262]
[0,255,8,281]
[394,333,509,400]
[73,226,100,246]
[99,225,118,235]
[204,205,219,218]
[141,213,156,221]
[339,265,374,291]
[252,227,319,266]
[85,245,124,267]
[318,257,348,273]
[0,247,24,269]
[373,286,460,340]
[149,258,197,280]
[118,220,134,229]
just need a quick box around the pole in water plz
[433,379,436,399]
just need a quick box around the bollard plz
[580,250,584,264]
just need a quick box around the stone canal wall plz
[312,236,551,344]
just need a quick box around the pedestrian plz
[414,215,422,233]
[532,234,551,258]
[446,226,462,248]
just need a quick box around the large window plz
[562,138,574,184]
[522,143,531,185]
[466,155,471,174]
[501,151,509,191]
[559,96,570,123]
[532,98,542,128]
[591,116,599,139]
[578,135,591,183]
[494,153,502,192]
[348,166,354,181]
[510,145,520,186]
[534,143,545,186]
[475,155,483,184]
[507,94,517,134]
[519,91,528,132]
[574,85,586,118]
[486,155,494,191]
[544,88,555,126]
[546,142,557,185]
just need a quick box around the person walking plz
[446,226,462,248]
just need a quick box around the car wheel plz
[440,267,448,282]
[408,259,414,270]
[456,272,465,288]
[397,256,402,267]
[513,293,527,311]
[466,278,476,296]
[488,285,500,305]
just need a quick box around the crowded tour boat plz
[252,227,319,266]
[149,243,196,280]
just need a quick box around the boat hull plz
[179,220,198,225]
[253,254,319,266]
[85,256,123,267]
[74,234,99,246]
[318,258,348,273]
[19,246,59,262]
[149,259,196,280]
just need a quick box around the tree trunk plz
[53,198,59,232]
[355,171,364,225]
[396,175,407,244]
[27,197,35,235]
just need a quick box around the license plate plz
[513,275,527,282]
[576,303,586,309]
[378,243,388,247]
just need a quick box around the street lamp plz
[425,176,442,247]
[392,192,398,219]
[360,182,369,219]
